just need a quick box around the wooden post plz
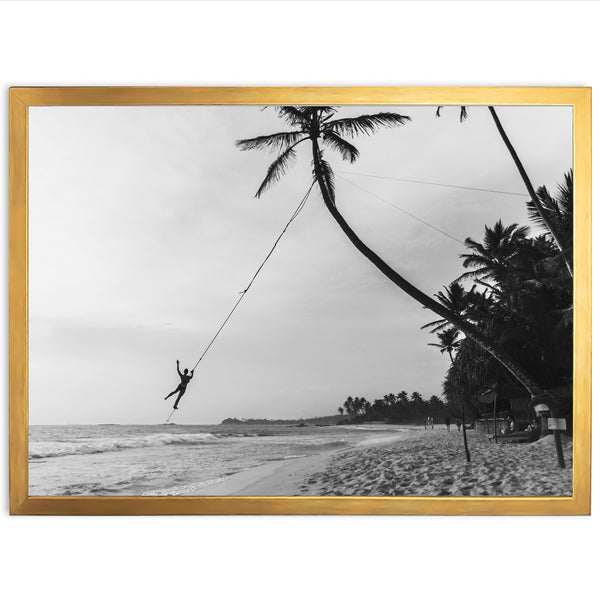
[553,429,566,469]
[549,411,566,469]
[534,392,566,470]
[462,401,471,462]
[493,392,498,444]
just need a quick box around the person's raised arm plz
[190,369,194,380]
[176,359,182,377]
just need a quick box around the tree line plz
[338,392,447,425]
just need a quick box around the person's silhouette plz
[165,360,194,409]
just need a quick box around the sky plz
[28,104,572,424]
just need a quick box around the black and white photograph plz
[28,103,573,497]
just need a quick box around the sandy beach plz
[200,428,572,496]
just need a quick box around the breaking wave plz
[30,432,227,459]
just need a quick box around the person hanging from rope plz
[164,360,194,410]
[163,183,315,423]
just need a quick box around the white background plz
[1,2,597,599]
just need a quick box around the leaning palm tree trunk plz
[310,140,545,398]
[488,106,572,276]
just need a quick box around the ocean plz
[29,423,412,495]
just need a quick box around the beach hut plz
[475,384,538,443]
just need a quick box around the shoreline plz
[197,428,573,497]
[197,426,421,496]
[197,451,337,496]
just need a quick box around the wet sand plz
[199,428,572,496]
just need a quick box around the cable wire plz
[338,170,528,197]
[337,174,465,246]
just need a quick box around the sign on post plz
[547,418,567,430]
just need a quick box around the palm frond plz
[320,156,336,204]
[421,318,447,331]
[429,321,452,334]
[527,188,556,230]
[463,237,486,255]
[325,113,410,138]
[313,106,336,116]
[313,150,335,203]
[276,106,309,127]
[236,131,307,153]
[529,171,573,247]
[454,267,495,283]
[321,131,359,162]
[556,170,573,215]
[255,145,298,198]
[460,255,496,270]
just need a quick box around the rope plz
[190,181,315,372]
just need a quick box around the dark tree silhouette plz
[428,328,461,364]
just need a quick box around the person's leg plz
[165,388,179,400]
[173,388,185,409]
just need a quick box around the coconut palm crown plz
[236,106,410,201]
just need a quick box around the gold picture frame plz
[9,86,591,515]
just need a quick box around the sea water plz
[29,423,412,495]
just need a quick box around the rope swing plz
[165,182,315,422]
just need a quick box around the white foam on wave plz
[29,432,221,459]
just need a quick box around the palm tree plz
[428,327,461,364]
[421,281,475,333]
[236,106,548,399]
[457,221,531,316]
[397,391,409,403]
[358,397,368,415]
[411,391,424,403]
[343,396,355,416]
[458,221,530,286]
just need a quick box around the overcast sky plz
[28,104,572,424]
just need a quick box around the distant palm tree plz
[411,391,424,403]
[236,106,547,399]
[396,391,409,405]
[428,327,461,364]
[343,396,355,416]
